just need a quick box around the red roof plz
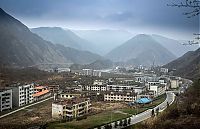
[33,90,50,97]
[35,86,47,89]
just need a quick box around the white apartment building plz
[11,83,34,107]
[52,98,91,119]
[57,68,71,73]
[59,91,82,99]
[107,85,136,92]
[82,69,93,76]
[149,84,166,97]
[85,85,107,91]
[160,68,169,73]
[0,89,12,112]
[148,81,160,87]
[170,79,179,89]
[93,70,102,77]
[104,91,137,102]
[93,80,106,85]
[133,86,146,94]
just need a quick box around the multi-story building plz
[56,68,71,73]
[33,86,51,101]
[148,81,160,88]
[0,89,12,112]
[93,70,102,77]
[48,85,60,93]
[10,83,34,107]
[85,85,107,92]
[170,79,179,89]
[82,69,93,76]
[104,91,137,102]
[93,80,106,85]
[58,91,83,99]
[133,86,146,94]
[107,85,136,92]
[52,98,91,119]
[160,68,169,74]
[149,84,166,97]
[84,80,107,92]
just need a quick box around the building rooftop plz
[35,86,47,90]
[105,91,137,96]
[0,88,12,92]
[136,98,152,104]
[61,89,82,94]
[33,90,50,97]
[53,97,90,106]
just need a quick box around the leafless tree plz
[168,0,200,18]
[168,0,200,45]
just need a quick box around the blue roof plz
[135,98,152,104]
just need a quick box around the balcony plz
[78,109,85,114]
[78,106,85,110]
[64,109,73,112]
[66,114,73,117]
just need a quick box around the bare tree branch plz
[167,0,200,18]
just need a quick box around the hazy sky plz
[0,0,199,40]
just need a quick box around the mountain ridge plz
[164,48,200,79]
[106,34,176,66]
[0,8,102,68]
[31,27,98,54]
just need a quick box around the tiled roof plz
[35,86,46,89]
[33,90,50,97]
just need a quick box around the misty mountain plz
[152,34,199,57]
[106,34,176,66]
[73,29,133,55]
[0,8,68,67]
[70,59,113,70]
[31,27,98,54]
[55,44,103,64]
[164,48,200,79]
[0,8,102,67]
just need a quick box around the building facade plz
[48,85,60,93]
[170,79,179,89]
[33,86,51,101]
[149,84,166,97]
[93,70,102,77]
[52,98,91,119]
[11,84,34,107]
[85,85,107,92]
[82,69,93,76]
[107,85,136,92]
[59,91,82,99]
[0,89,12,112]
[104,91,137,102]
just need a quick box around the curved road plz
[96,91,175,129]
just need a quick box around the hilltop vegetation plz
[165,48,200,79]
